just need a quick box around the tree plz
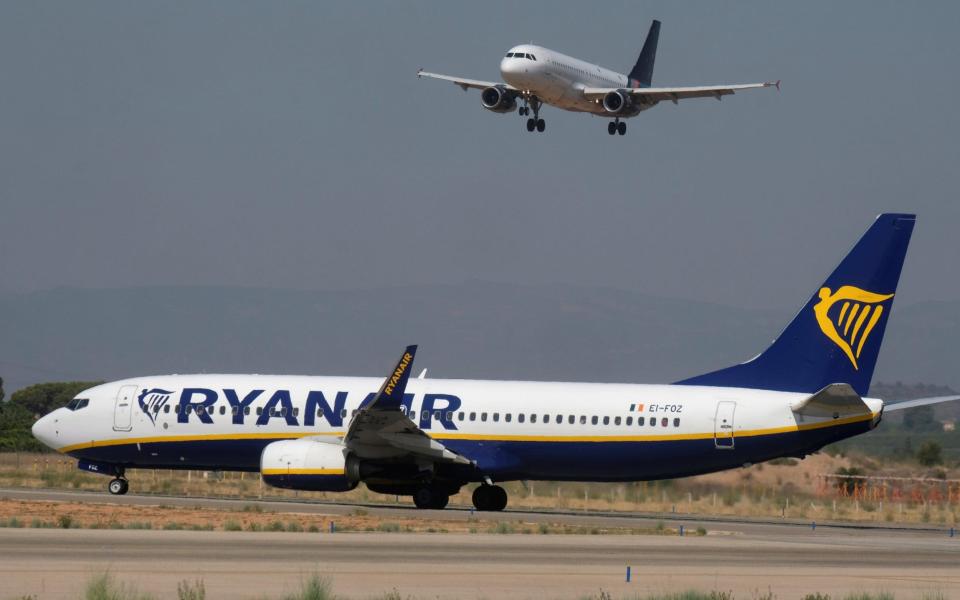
[902,405,937,431]
[0,401,44,452]
[0,376,5,403]
[9,381,103,416]
[916,441,943,466]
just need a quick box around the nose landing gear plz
[521,96,545,133]
[108,477,129,495]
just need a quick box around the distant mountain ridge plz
[0,283,956,395]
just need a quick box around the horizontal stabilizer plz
[884,395,960,412]
[790,383,870,418]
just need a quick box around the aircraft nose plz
[31,412,59,450]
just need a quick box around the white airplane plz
[417,20,779,135]
[31,214,960,511]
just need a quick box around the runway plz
[1,525,958,600]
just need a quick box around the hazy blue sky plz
[1,1,958,310]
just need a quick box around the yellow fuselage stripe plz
[261,468,344,476]
[56,412,876,454]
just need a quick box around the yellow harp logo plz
[813,286,894,370]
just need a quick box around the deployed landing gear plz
[412,486,450,510]
[608,119,627,136]
[108,478,129,496]
[523,96,545,133]
[472,484,508,511]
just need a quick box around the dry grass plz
[1,452,957,526]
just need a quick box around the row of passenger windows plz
[506,52,537,61]
[547,59,618,86]
[151,403,681,428]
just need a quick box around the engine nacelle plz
[602,89,636,116]
[480,86,517,113]
[260,438,358,492]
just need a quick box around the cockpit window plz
[505,52,514,57]
[529,54,536,61]
[65,398,89,411]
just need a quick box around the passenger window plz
[637,416,644,426]
[481,412,488,422]
[580,415,586,424]
[294,407,299,417]
[470,412,476,421]
[280,407,287,417]
[410,411,416,420]
[493,413,500,422]
[316,408,322,417]
[256,407,262,416]
[661,418,669,427]
[603,416,610,425]
[458,412,465,421]
[341,409,347,418]
[232,406,238,415]
[505,414,512,423]
[219,406,226,415]
[518,414,525,423]
[614,416,621,426]
[567,415,574,424]
[650,417,656,427]
[423,410,431,420]
[626,416,632,426]
[164,405,170,414]
[591,416,598,425]
[673,418,680,427]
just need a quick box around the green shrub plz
[286,521,303,533]
[223,520,242,532]
[177,579,205,600]
[282,574,334,600]
[266,520,285,532]
[57,514,73,529]
[377,522,400,533]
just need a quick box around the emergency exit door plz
[113,385,137,431]
[714,401,736,449]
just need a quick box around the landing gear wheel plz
[617,121,627,135]
[526,118,536,132]
[608,122,617,135]
[520,106,528,116]
[536,119,545,133]
[472,484,508,511]
[413,487,449,510]
[108,478,128,495]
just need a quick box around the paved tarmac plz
[1,488,959,599]
[1,527,958,599]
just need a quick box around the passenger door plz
[714,401,736,449]
[113,385,137,431]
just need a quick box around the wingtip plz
[774,79,781,91]
[416,67,423,78]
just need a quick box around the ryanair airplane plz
[31,214,960,511]
[417,20,778,135]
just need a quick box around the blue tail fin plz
[628,20,660,88]
[676,214,915,396]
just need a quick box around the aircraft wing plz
[790,383,872,419]
[416,69,517,92]
[343,345,471,465]
[582,81,779,104]
[883,395,960,412]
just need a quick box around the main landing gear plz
[521,96,545,133]
[412,486,450,510]
[472,484,508,511]
[607,118,627,136]
[108,477,129,495]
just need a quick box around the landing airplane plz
[417,20,779,135]
[31,214,960,511]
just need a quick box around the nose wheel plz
[608,119,627,136]
[522,96,545,133]
[108,477,129,495]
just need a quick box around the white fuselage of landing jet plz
[32,374,884,482]
[499,45,638,115]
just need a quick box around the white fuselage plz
[32,374,883,482]
[500,45,643,115]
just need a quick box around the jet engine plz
[602,90,636,116]
[480,86,517,113]
[260,438,358,492]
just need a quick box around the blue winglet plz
[372,345,418,410]
[676,214,915,396]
